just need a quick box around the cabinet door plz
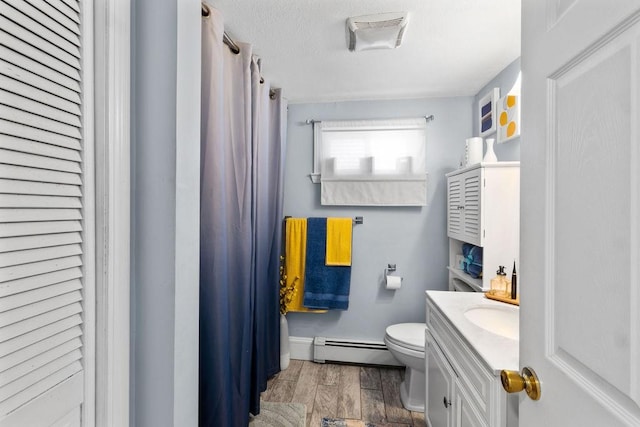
[447,174,463,240]
[461,170,482,246]
[427,335,455,427]
[454,380,488,427]
[447,169,484,246]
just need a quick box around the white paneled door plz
[520,0,640,425]
[0,0,91,425]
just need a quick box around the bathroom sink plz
[463,306,519,340]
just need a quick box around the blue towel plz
[462,243,483,279]
[303,218,352,310]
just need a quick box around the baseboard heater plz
[313,337,401,366]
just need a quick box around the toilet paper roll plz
[465,137,483,166]
[385,275,402,290]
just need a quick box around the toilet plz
[384,323,426,412]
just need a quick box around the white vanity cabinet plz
[454,380,489,427]
[446,162,519,292]
[426,331,455,427]
[425,292,518,427]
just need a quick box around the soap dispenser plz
[490,266,509,296]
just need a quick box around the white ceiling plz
[210,0,521,104]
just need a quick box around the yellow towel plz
[325,217,352,266]
[284,218,326,313]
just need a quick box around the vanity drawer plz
[427,300,493,425]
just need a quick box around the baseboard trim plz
[288,336,401,366]
[289,336,314,361]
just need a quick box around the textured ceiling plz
[210,0,521,103]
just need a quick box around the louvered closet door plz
[0,0,87,425]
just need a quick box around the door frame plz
[81,0,96,424]
[90,0,131,425]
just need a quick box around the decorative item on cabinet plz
[490,265,509,296]
[483,138,498,162]
[485,261,520,305]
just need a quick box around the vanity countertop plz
[426,290,519,375]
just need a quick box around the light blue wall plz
[284,97,473,341]
[130,0,200,425]
[472,57,522,161]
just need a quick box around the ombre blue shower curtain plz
[200,8,286,427]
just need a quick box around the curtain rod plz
[304,115,435,125]
[200,2,273,90]
[201,3,240,55]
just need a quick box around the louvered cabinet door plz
[0,0,87,425]
[447,174,463,241]
[461,169,482,246]
[447,169,484,246]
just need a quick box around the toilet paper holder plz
[384,264,402,290]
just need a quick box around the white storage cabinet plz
[446,162,520,292]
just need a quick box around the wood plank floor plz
[261,360,426,427]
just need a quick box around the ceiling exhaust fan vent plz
[347,12,409,52]
[352,17,405,30]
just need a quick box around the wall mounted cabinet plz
[446,162,520,292]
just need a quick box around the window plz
[312,118,428,206]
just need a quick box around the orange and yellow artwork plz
[497,94,520,143]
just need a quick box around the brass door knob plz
[500,367,541,400]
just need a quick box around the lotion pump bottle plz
[490,266,508,296]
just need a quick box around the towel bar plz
[284,215,363,224]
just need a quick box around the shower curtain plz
[200,8,287,427]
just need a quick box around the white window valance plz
[312,118,428,206]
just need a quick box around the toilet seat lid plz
[385,323,425,352]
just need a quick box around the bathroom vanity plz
[425,291,519,427]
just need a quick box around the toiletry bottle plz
[490,266,508,296]
[511,261,517,299]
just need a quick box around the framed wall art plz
[497,94,520,143]
[478,87,500,137]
